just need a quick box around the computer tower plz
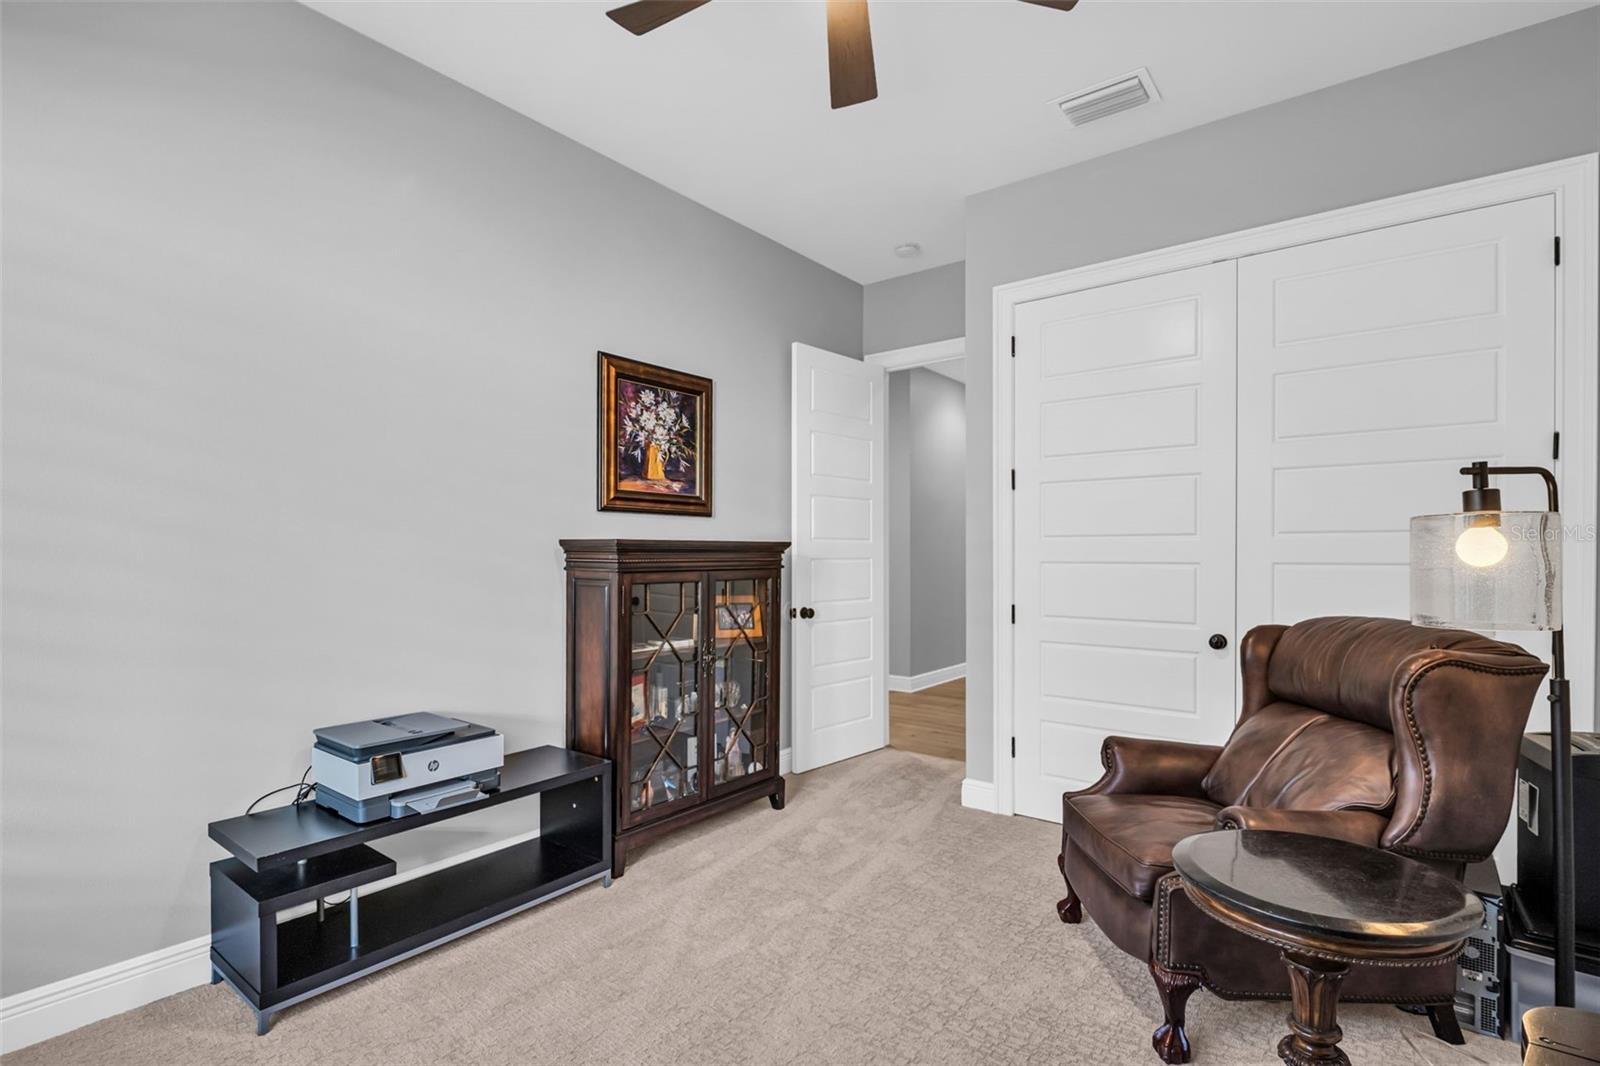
[1455,861,1507,1037]
[1516,732,1600,942]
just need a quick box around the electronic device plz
[1454,862,1507,1038]
[311,712,503,824]
[1517,733,1600,942]
[1504,882,1600,1044]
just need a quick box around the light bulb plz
[1455,524,1509,568]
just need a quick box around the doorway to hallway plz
[875,340,967,765]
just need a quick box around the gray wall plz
[887,368,967,679]
[963,8,1600,783]
[862,262,964,354]
[907,370,967,676]
[0,1,860,995]
[889,374,913,676]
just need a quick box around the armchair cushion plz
[1063,794,1220,901]
[1202,702,1394,812]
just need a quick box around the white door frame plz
[989,153,1600,817]
[865,336,965,373]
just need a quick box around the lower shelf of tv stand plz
[213,838,608,1032]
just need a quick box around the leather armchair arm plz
[1073,737,1222,800]
[1213,806,1388,849]
[1383,648,1546,861]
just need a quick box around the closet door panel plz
[1012,262,1237,822]
[1237,196,1557,636]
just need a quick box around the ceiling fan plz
[605,0,1078,110]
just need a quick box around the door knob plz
[799,607,815,620]
[1208,633,1228,650]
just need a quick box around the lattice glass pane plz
[711,576,770,785]
[628,581,701,812]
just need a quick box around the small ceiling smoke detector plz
[894,243,923,259]
[1051,67,1160,128]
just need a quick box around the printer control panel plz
[370,752,404,785]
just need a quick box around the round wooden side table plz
[1171,830,1483,1066]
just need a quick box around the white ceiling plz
[307,0,1589,283]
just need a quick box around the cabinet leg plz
[1277,951,1349,1066]
[611,839,627,880]
[210,966,223,986]
[769,778,786,810]
[603,872,613,888]
[256,1011,272,1037]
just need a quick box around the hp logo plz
[428,759,440,772]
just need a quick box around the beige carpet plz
[8,749,1518,1066]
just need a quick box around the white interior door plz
[1237,197,1557,672]
[790,343,888,773]
[1012,262,1238,822]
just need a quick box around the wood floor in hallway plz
[889,677,965,761]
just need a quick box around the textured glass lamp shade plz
[1410,511,1562,630]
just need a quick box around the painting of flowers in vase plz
[598,352,713,515]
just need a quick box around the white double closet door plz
[1012,196,1556,822]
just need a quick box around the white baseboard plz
[960,777,997,813]
[779,747,792,775]
[0,934,213,1054]
[888,662,966,693]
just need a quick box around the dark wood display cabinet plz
[562,539,788,877]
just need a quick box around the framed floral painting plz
[597,352,712,515]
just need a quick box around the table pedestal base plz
[1277,952,1350,1066]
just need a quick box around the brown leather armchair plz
[1056,616,1547,1063]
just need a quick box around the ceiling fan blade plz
[1018,0,1079,10]
[826,0,878,109]
[606,0,711,36]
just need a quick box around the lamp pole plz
[1459,462,1574,1008]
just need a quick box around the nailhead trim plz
[1391,658,1547,854]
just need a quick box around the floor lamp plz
[1410,461,1575,1008]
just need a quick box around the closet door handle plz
[1208,633,1228,650]
[799,607,815,620]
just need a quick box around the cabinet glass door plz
[709,575,774,789]
[626,579,703,819]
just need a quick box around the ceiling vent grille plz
[1052,68,1160,127]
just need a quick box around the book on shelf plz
[630,637,697,657]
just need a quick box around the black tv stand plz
[206,746,611,1034]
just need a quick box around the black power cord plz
[241,766,350,911]
[240,765,363,902]
[243,765,315,815]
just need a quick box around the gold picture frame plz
[598,352,712,515]
[715,596,764,640]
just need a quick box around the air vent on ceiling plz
[1052,67,1160,127]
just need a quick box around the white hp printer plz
[312,712,504,824]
